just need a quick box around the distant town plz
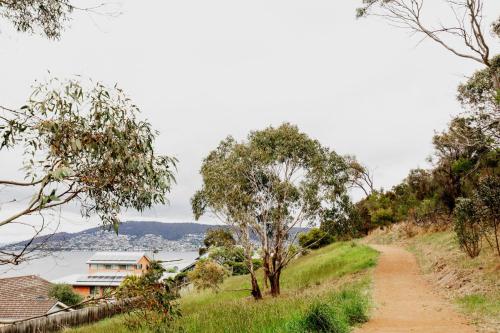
[4,222,210,252]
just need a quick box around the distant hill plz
[4,221,307,252]
[4,222,223,252]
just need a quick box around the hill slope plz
[66,242,379,333]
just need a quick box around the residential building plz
[54,252,151,298]
[0,275,70,323]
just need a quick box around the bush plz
[188,259,230,292]
[299,228,334,250]
[371,207,396,227]
[454,198,482,258]
[49,283,83,307]
[116,261,180,332]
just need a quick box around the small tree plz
[188,259,229,292]
[192,124,352,297]
[49,283,83,307]
[116,261,180,332]
[454,198,482,258]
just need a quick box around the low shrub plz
[454,198,482,258]
[49,283,83,307]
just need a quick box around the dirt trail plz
[355,245,476,333]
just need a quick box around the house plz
[0,275,70,323]
[54,252,151,298]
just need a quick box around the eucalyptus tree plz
[356,1,499,128]
[0,78,176,265]
[192,123,352,297]
[0,0,113,39]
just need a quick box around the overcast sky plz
[1,0,499,242]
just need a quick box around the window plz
[136,264,142,269]
[104,264,112,269]
[90,286,99,296]
[89,264,98,270]
[119,265,126,270]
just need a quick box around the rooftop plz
[86,252,150,265]
[0,275,68,321]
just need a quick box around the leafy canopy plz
[0,78,176,230]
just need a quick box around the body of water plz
[0,251,199,281]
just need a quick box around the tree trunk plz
[268,270,281,297]
[250,273,263,300]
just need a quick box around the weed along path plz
[356,245,476,333]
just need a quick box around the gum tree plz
[192,124,351,297]
[0,78,176,265]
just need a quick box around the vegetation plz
[115,261,180,332]
[0,79,176,265]
[65,242,378,333]
[187,259,230,292]
[49,283,83,307]
[352,0,499,259]
[192,123,354,298]
[298,228,334,250]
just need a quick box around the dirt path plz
[355,245,476,333]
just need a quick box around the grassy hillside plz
[66,242,378,333]
[366,224,500,333]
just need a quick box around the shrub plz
[475,175,500,256]
[371,207,396,227]
[49,283,83,307]
[188,259,230,292]
[299,228,334,250]
[116,261,180,332]
[454,198,482,258]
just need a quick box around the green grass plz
[66,242,378,333]
[457,294,500,319]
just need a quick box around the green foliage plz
[299,228,334,250]
[49,283,83,307]
[0,78,176,229]
[192,123,353,296]
[458,54,500,112]
[116,261,180,332]
[290,288,368,333]
[0,0,73,39]
[453,198,482,258]
[188,259,230,292]
[297,302,349,333]
[203,228,236,248]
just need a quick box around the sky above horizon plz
[1,0,499,243]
